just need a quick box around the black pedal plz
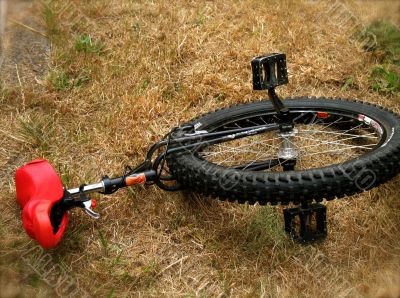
[283,203,327,244]
[251,53,289,90]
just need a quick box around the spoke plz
[247,119,260,126]
[201,148,273,160]
[309,116,343,132]
[301,145,374,158]
[201,137,281,156]
[293,112,306,123]
[201,145,279,161]
[308,113,318,126]
[202,137,283,167]
[242,148,269,170]
[298,130,378,138]
[204,148,281,167]
[294,135,378,150]
[318,119,355,125]
[259,116,268,125]
[340,123,364,135]
[196,110,383,172]
[295,111,355,127]
[203,142,279,153]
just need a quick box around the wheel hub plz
[278,128,299,160]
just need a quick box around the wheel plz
[167,97,400,205]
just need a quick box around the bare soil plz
[0,0,49,86]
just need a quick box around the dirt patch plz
[0,0,49,86]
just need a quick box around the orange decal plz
[125,174,146,186]
[317,112,329,119]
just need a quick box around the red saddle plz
[15,159,68,249]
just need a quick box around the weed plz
[132,22,140,32]
[122,271,132,282]
[57,163,72,187]
[245,206,287,249]
[356,21,400,94]
[0,84,13,105]
[371,65,400,95]
[142,259,159,275]
[113,251,123,266]
[74,74,90,87]
[198,290,208,298]
[98,230,109,256]
[356,21,400,65]
[160,83,182,101]
[47,71,70,91]
[67,223,88,246]
[161,86,175,101]
[341,77,354,91]
[47,70,90,91]
[29,273,41,288]
[195,14,207,27]
[110,64,126,77]
[141,78,150,90]
[75,34,104,54]
[214,92,226,101]
[18,114,55,152]
[42,2,58,37]
[106,288,115,298]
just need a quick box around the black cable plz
[156,127,176,179]
[121,125,187,191]
[153,127,184,191]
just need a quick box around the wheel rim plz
[195,108,386,172]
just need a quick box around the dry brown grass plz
[1,0,399,297]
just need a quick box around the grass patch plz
[356,21,400,95]
[371,65,400,95]
[356,21,400,65]
[141,78,150,90]
[28,273,42,288]
[42,4,101,92]
[341,77,355,91]
[57,163,73,187]
[98,230,109,256]
[47,70,90,91]
[47,71,70,91]
[42,2,59,37]
[142,259,159,275]
[245,206,287,250]
[18,113,55,152]
[106,288,115,298]
[75,34,104,54]
[64,223,88,248]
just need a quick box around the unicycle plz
[15,53,400,249]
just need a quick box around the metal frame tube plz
[67,182,105,198]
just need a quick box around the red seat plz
[15,159,68,249]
